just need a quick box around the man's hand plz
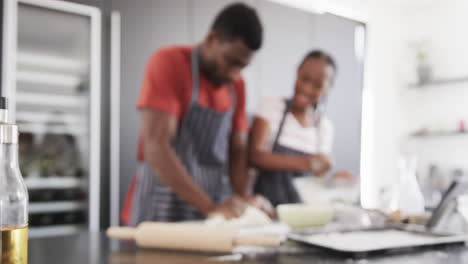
[208,196,248,220]
[207,195,275,220]
[244,195,275,218]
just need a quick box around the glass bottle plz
[390,155,425,216]
[0,98,28,264]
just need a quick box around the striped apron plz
[131,48,236,224]
[254,100,318,207]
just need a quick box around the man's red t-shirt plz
[136,46,249,161]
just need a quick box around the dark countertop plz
[29,232,468,264]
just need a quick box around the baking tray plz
[287,225,468,257]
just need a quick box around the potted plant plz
[409,39,432,85]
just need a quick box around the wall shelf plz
[25,177,85,190]
[410,131,468,138]
[409,76,468,88]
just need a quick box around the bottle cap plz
[0,97,8,123]
[0,97,16,143]
[0,97,7,110]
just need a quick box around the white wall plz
[358,0,468,208]
[361,4,409,208]
[398,1,468,185]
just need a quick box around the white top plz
[255,96,334,155]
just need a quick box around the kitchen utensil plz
[426,178,468,230]
[106,222,281,253]
[391,156,425,215]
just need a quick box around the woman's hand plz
[333,170,356,179]
[330,170,357,186]
[301,154,332,176]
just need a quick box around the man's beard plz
[204,70,224,87]
[200,61,229,87]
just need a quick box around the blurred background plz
[1,0,468,238]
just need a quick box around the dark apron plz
[131,48,236,224]
[254,100,316,207]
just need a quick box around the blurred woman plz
[249,50,337,206]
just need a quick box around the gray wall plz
[311,15,364,175]
[110,0,364,216]
[110,0,192,217]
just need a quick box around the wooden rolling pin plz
[107,222,281,253]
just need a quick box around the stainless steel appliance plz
[3,0,102,237]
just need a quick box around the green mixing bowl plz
[277,203,334,229]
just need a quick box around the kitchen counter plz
[29,232,468,264]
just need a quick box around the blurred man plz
[130,3,271,224]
